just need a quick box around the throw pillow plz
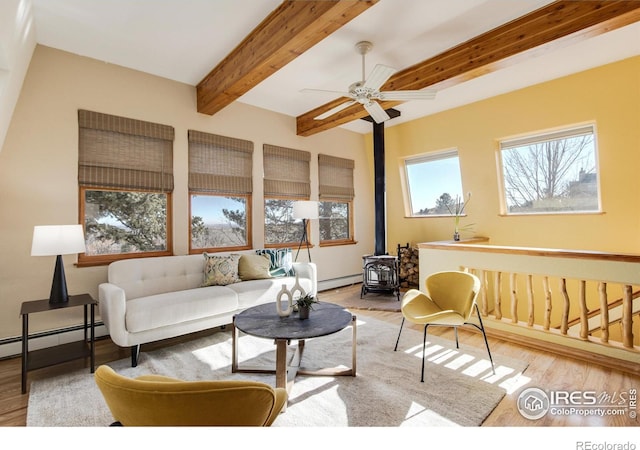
[202,253,241,287]
[238,254,272,281]
[255,248,295,278]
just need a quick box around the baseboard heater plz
[318,274,362,292]
[0,322,109,361]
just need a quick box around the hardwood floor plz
[1,283,638,427]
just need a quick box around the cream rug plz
[27,316,529,427]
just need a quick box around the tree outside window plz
[319,201,350,242]
[191,194,248,250]
[82,188,170,259]
[264,198,299,246]
[500,125,599,214]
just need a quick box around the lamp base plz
[49,254,69,304]
[294,218,312,262]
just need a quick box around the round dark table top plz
[233,301,353,340]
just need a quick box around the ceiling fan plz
[302,41,437,124]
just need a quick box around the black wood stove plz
[360,254,400,301]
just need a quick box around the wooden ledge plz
[418,238,640,263]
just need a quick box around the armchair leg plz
[394,317,405,351]
[454,327,459,348]
[421,325,429,382]
[471,303,495,374]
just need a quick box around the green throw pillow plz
[202,253,241,286]
[238,254,272,281]
[255,248,295,277]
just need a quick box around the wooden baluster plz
[579,280,588,340]
[494,271,502,320]
[543,276,552,331]
[527,274,534,327]
[598,282,609,343]
[480,270,488,316]
[622,285,634,348]
[560,278,569,335]
[510,273,518,323]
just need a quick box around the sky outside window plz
[406,156,464,215]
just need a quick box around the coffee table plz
[231,301,356,394]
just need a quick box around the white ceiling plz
[30,0,640,134]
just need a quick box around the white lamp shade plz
[31,225,86,256]
[292,201,318,220]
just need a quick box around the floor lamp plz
[31,224,86,304]
[292,200,318,262]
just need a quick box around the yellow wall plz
[0,45,373,340]
[376,56,640,254]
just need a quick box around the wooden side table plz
[20,293,96,394]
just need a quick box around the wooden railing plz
[418,239,640,374]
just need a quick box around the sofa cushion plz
[238,254,272,281]
[255,248,294,277]
[125,286,239,333]
[202,253,241,286]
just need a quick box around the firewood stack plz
[398,245,419,288]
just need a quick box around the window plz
[499,124,599,214]
[318,154,355,245]
[402,149,465,216]
[263,144,310,247]
[188,130,253,252]
[78,110,174,265]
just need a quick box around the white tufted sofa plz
[98,252,317,366]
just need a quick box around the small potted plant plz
[294,294,318,320]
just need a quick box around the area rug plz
[321,283,403,312]
[27,316,529,427]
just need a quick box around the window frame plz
[188,192,252,254]
[78,186,173,266]
[400,148,465,218]
[497,124,601,216]
[318,199,355,247]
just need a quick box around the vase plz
[290,273,306,300]
[276,285,293,317]
[298,305,310,320]
[453,231,460,241]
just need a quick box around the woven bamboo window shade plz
[263,144,310,198]
[318,154,355,200]
[188,130,253,194]
[78,110,174,192]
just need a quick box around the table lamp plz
[292,200,318,262]
[31,224,86,304]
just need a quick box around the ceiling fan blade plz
[379,89,437,101]
[364,100,390,123]
[314,100,357,120]
[301,88,352,97]
[363,64,397,91]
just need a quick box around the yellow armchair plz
[393,270,495,382]
[94,365,287,426]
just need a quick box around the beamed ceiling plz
[31,0,640,136]
[195,0,640,137]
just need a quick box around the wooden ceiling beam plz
[296,0,640,137]
[196,0,377,116]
